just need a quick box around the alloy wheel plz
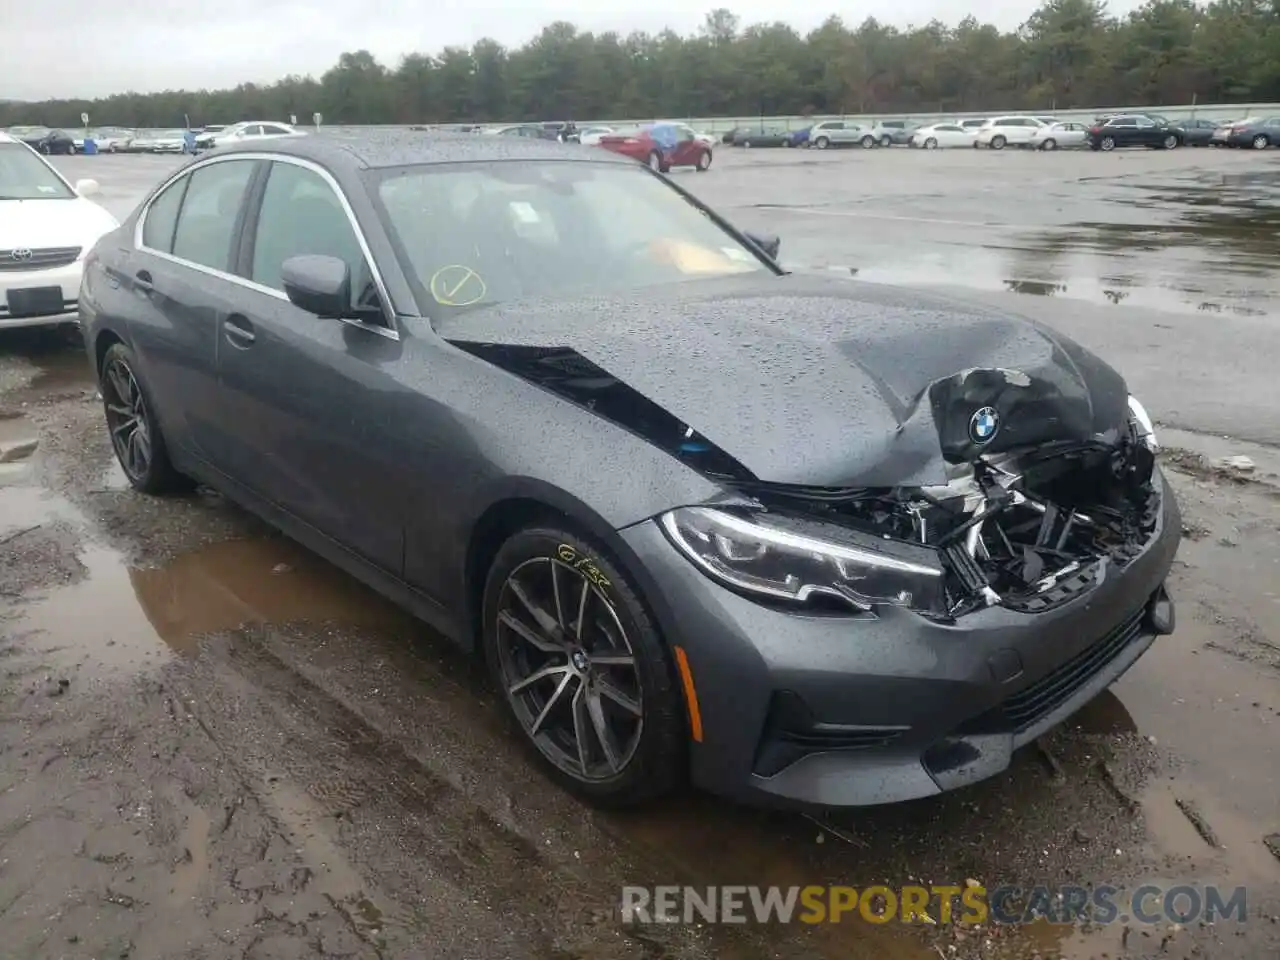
[1164,135,1178,149]
[494,556,644,781]
[102,357,152,481]
[925,138,937,149]
[1253,135,1269,150]
[1101,137,1116,151]
[1042,138,1057,151]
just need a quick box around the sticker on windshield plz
[508,201,540,224]
[37,185,57,194]
[429,265,487,307]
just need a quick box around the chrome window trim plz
[134,151,400,341]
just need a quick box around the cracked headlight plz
[659,506,947,616]
[1128,395,1158,451]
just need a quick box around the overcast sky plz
[9,0,1144,101]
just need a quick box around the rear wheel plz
[879,135,892,148]
[1100,136,1116,152]
[860,135,875,149]
[990,135,1006,150]
[1163,134,1179,150]
[695,150,712,171]
[1252,134,1269,150]
[1041,138,1057,151]
[924,137,938,149]
[482,526,685,806]
[99,342,191,495]
[742,139,752,148]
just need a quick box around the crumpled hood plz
[440,273,1130,487]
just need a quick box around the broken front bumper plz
[620,470,1180,809]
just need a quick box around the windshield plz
[373,160,770,317]
[0,142,75,200]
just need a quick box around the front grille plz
[0,246,82,272]
[1000,606,1146,732]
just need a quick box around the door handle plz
[134,269,153,294]
[223,315,256,348]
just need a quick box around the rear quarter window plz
[141,176,189,253]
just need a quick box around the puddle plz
[9,521,415,675]
[0,412,38,483]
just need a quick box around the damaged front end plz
[662,400,1163,622]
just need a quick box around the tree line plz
[4,0,1279,130]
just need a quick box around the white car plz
[1028,121,1089,150]
[0,133,118,329]
[974,116,1047,149]
[148,129,192,153]
[198,121,305,149]
[74,128,134,153]
[909,122,973,149]
[578,126,616,146]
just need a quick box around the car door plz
[936,124,966,147]
[1105,118,1136,145]
[670,126,702,165]
[1132,116,1159,146]
[211,157,404,573]
[129,157,262,464]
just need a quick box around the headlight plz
[659,507,947,617]
[1127,395,1157,450]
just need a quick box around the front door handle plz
[134,270,153,294]
[223,314,255,348]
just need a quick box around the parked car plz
[1028,121,1089,150]
[974,116,1047,149]
[786,126,811,148]
[1086,115,1182,151]
[868,119,918,146]
[198,121,306,149]
[75,128,135,153]
[144,129,194,153]
[578,126,615,147]
[10,126,77,155]
[0,133,118,330]
[807,120,875,149]
[909,122,973,149]
[1210,116,1280,149]
[1174,118,1218,147]
[957,119,988,133]
[484,124,553,140]
[730,127,791,148]
[78,132,1180,811]
[597,123,712,172]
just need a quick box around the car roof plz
[213,130,635,170]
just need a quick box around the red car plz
[596,123,713,173]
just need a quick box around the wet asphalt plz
[0,147,1278,959]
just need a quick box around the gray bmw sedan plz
[78,132,1179,810]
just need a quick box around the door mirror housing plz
[744,231,781,260]
[74,178,100,197]
[281,255,350,318]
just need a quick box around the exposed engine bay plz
[452,342,1162,619]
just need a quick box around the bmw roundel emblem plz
[968,406,1000,445]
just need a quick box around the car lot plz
[0,148,1278,960]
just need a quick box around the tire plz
[1100,136,1116,152]
[879,135,892,148]
[924,137,938,149]
[695,150,712,171]
[860,135,875,149]
[814,136,829,149]
[482,525,685,807]
[1163,134,1179,150]
[646,150,662,171]
[742,140,751,148]
[1252,134,1269,150]
[1040,138,1057,151]
[990,135,1006,150]
[99,342,191,495]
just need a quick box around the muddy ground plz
[0,148,1278,960]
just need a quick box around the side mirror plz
[281,255,350,318]
[75,178,100,197]
[744,231,781,260]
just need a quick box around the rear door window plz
[141,175,189,253]
[171,159,257,272]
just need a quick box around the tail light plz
[1089,125,1102,134]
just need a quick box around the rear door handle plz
[223,314,256,348]
[134,269,153,294]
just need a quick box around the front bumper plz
[0,260,84,329]
[620,471,1181,809]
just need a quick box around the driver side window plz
[249,161,380,316]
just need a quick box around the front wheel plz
[483,526,685,807]
[1040,138,1057,151]
[100,342,191,494]
[1253,134,1270,150]
[860,135,875,149]
[695,150,712,171]
[814,136,829,150]
[1100,136,1116,152]
[879,135,892,148]
[1163,134,1179,150]
[924,137,938,149]
[647,150,662,171]
[990,135,1006,150]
